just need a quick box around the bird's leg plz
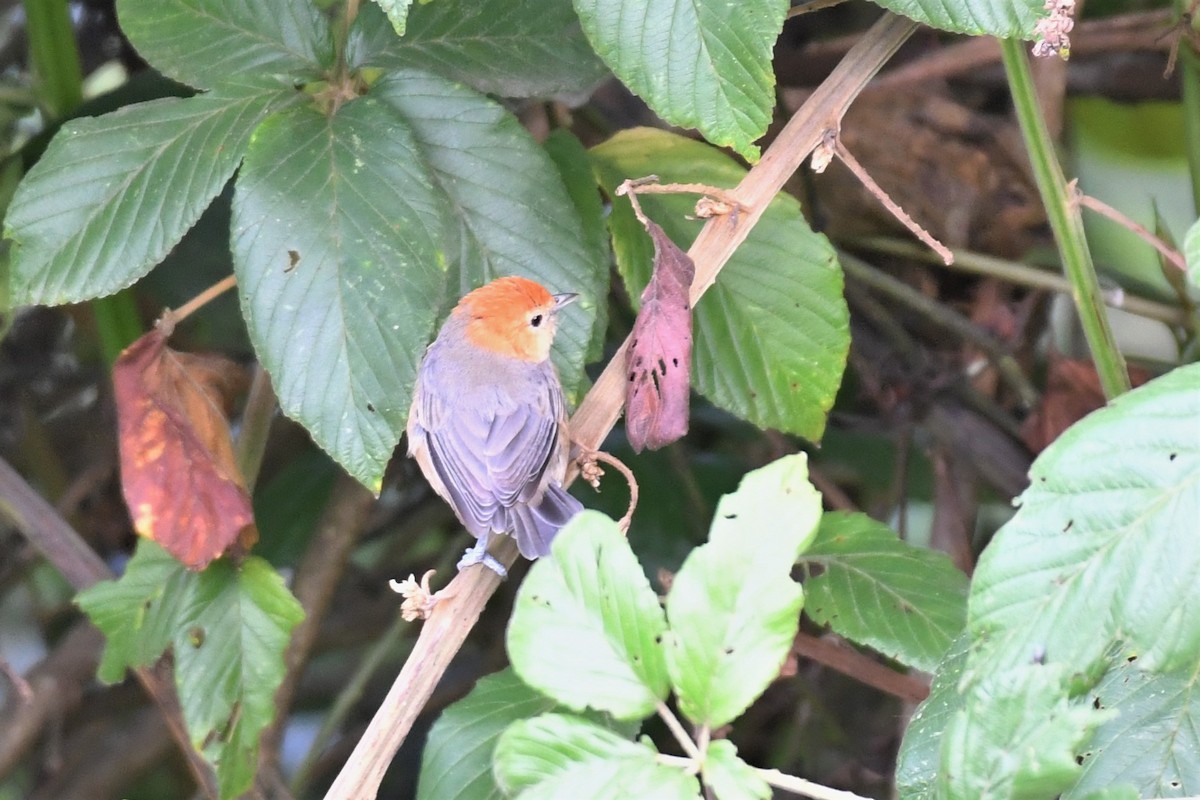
[457,533,508,578]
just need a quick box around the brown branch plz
[792,631,930,703]
[166,273,237,326]
[323,12,920,799]
[1069,180,1188,272]
[0,456,218,798]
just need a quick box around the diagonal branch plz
[323,12,919,799]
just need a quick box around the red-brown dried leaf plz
[1021,355,1150,453]
[113,329,255,569]
[625,221,695,453]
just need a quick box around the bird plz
[406,276,584,576]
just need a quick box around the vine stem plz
[656,702,702,760]
[322,13,919,799]
[999,38,1130,400]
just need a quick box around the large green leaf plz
[969,363,1200,674]
[895,633,970,800]
[350,0,607,98]
[174,557,304,798]
[75,542,303,800]
[1065,656,1200,798]
[665,454,821,728]
[590,128,849,442]
[507,512,670,721]
[417,669,557,800]
[868,0,1042,38]
[117,0,333,90]
[371,72,606,401]
[703,740,770,800]
[573,0,786,160]
[231,100,448,490]
[6,80,294,305]
[936,664,1112,800]
[494,713,700,800]
[1185,218,1200,292]
[801,512,968,672]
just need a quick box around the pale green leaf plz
[117,0,332,90]
[802,512,968,672]
[494,713,700,800]
[573,0,786,160]
[969,363,1200,674]
[350,0,607,97]
[703,740,769,800]
[937,664,1112,800]
[867,0,1042,37]
[665,454,821,728]
[895,633,970,800]
[372,0,414,36]
[370,72,606,402]
[507,512,670,720]
[418,669,557,800]
[231,100,448,490]
[6,80,293,305]
[590,128,848,442]
[174,557,304,798]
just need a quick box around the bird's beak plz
[553,292,579,310]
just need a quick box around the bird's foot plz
[457,537,507,579]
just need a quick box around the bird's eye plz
[530,314,543,328]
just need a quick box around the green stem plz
[999,38,1129,400]
[1178,0,1200,215]
[23,0,83,118]
[92,291,143,365]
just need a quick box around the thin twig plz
[832,138,954,265]
[0,656,33,704]
[656,701,702,760]
[790,631,930,702]
[577,449,640,532]
[235,364,277,493]
[619,178,746,213]
[757,768,876,800]
[167,274,237,325]
[1069,181,1188,272]
[322,14,919,799]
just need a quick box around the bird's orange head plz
[453,276,577,362]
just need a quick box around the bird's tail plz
[507,485,584,559]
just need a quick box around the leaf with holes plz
[507,512,669,720]
[591,128,847,442]
[625,221,694,452]
[867,0,1043,38]
[6,79,293,305]
[665,454,821,728]
[801,512,968,672]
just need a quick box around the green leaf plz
[969,363,1200,674]
[590,128,848,442]
[507,511,670,720]
[1064,656,1200,798]
[370,71,606,402]
[801,512,968,672]
[6,80,294,305]
[937,664,1112,800]
[117,0,333,90]
[895,633,970,800]
[372,0,414,36]
[1185,218,1200,292]
[174,557,304,798]
[494,713,700,800]
[231,100,448,490]
[703,740,770,800]
[350,0,608,98]
[76,544,303,800]
[543,129,611,364]
[75,540,196,683]
[418,669,557,800]
[573,0,786,160]
[664,454,821,728]
[867,0,1042,37]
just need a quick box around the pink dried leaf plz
[625,222,695,453]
